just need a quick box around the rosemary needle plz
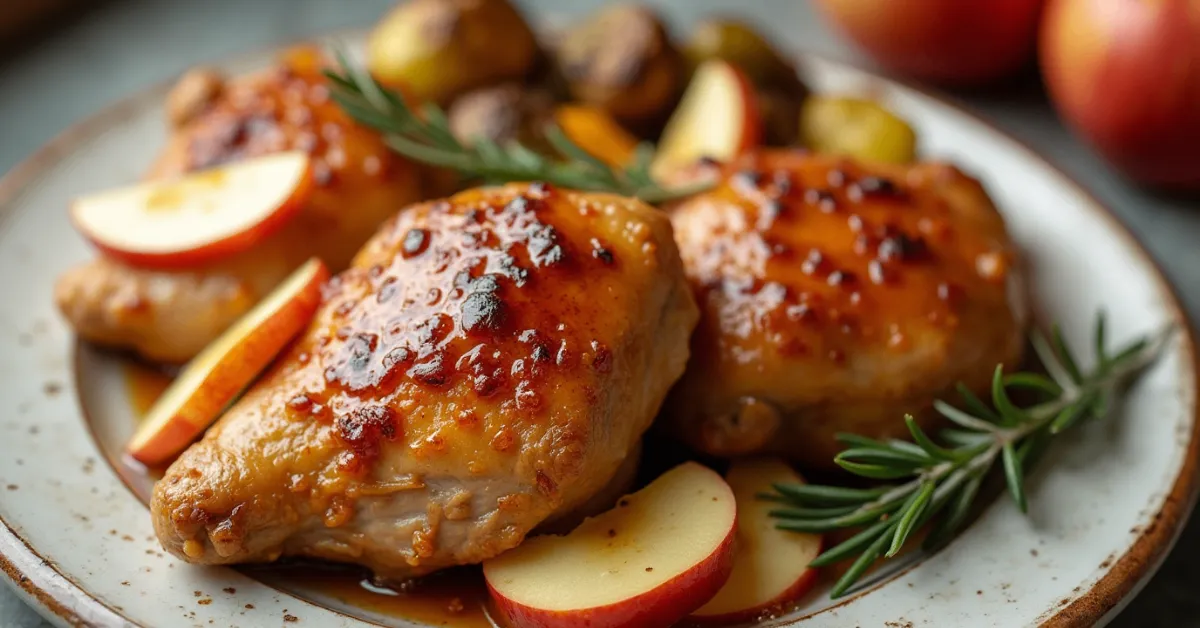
[765,314,1172,599]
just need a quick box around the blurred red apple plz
[1041,0,1200,190]
[814,0,1044,85]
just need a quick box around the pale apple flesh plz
[126,257,329,465]
[688,458,823,624]
[484,462,738,628]
[652,59,761,179]
[71,150,314,269]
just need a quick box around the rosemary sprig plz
[765,314,1172,599]
[322,49,712,204]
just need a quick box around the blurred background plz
[1,0,1198,626]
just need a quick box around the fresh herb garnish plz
[322,49,712,204]
[764,314,1172,599]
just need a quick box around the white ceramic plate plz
[0,35,1196,628]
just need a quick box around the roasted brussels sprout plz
[683,18,808,146]
[555,4,686,135]
[368,0,539,104]
[683,18,802,95]
[800,96,918,164]
[447,83,555,149]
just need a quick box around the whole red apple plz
[1041,0,1200,190]
[814,0,1045,86]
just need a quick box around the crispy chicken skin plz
[55,48,424,363]
[663,150,1027,467]
[151,183,698,577]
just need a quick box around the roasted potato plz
[683,18,808,145]
[368,0,539,104]
[555,4,686,135]
[800,96,918,164]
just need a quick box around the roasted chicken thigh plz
[55,48,424,363]
[152,183,698,577]
[664,150,1027,467]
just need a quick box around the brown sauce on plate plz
[123,362,173,419]
[251,564,493,627]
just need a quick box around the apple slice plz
[687,458,823,624]
[484,462,738,628]
[126,257,328,465]
[652,59,761,179]
[72,150,314,269]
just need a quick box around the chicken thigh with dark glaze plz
[151,183,698,577]
[55,47,424,363]
[663,150,1027,468]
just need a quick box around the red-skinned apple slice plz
[687,458,823,625]
[652,59,762,179]
[71,150,314,269]
[484,462,738,628]
[126,257,329,465]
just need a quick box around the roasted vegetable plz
[368,0,539,104]
[555,4,686,135]
[800,96,918,163]
[553,105,641,167]
[447,83,555,149]
[683,18,808,146]
[683,19,802,94]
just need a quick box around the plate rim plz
[1,38,1197,628]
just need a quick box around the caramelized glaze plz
[665,150,1026,466]
[150,183,698,580]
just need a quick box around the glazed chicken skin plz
[663,150,1027,467]
[151,183,698,577]
[54,47,424,363]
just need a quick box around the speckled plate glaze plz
[0,33,1196,628]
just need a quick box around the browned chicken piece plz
[55,47,424,363]
[663,150,1027,468]
[151,183,698,578]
